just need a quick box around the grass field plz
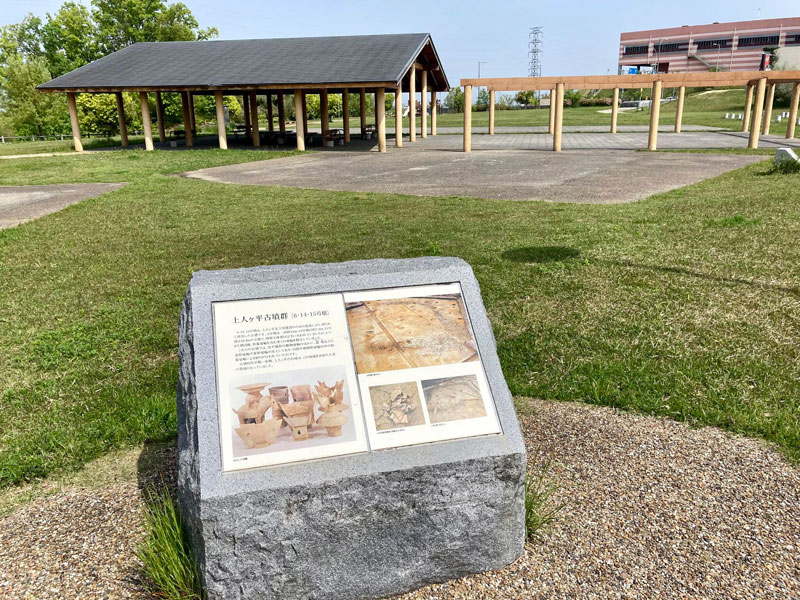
[1,148,799,489]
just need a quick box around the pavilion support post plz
[748,78,767,149]
[66,92,83,152]
[301,92,308,137]
[342,89,350,142]
[647,80,662,151]
[421,70,427,138]
[377,88,387,153]
[786,82,800,139]
[266,94,274,133]
[294,91,305,151]
[154,91,166,144]
[180,91,193,148]
[374,92,379,128]
[115,92,128,148]
[674,86,685,133]
[610,87,619,134]
[431,90,437,135]
[277,93,285,134]
[188,93,196,131]
[243,93,251,137]
[249,91,260,148]
[409,66,416,142]
[395,84,403,147]
[548,88,556,134]
[360,88,367,138]
[463,84,472,152]
[553,83,564,152]
[489,89,495,135]
[742,83,754,132]
[214,90,227,150]
[320,90,330,143]
[139,92,154,151]
[762,83,776,135]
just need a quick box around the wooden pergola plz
[37,33,449,153]
[460,71,800,152]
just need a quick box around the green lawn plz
[1,148,799,489]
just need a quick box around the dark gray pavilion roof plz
[38,33,448,92]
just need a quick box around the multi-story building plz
[618,17,800,74]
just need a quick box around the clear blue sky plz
[5,0,799,84]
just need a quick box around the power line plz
[528,27,543,77]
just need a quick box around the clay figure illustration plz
[369,382,426,431]
[313,379,349,437]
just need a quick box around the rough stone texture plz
[177,257,526,600]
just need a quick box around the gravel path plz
[1,400,798,599]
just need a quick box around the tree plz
[514,90,537,107]
[476,88,490,108]
[443,87,464,113]
[1,55,68,136]
[41,3,99,77]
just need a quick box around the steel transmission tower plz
[528,27,543,78]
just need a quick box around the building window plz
[786,33,800,46]
[623,45,649,55]
[737,35,779,47]
[653,42,687,53]
[696,39,731,51]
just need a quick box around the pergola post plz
[154,91,166,144]
[301,92,308,137]
[188,93,196,131]
[409,66,416,142]
[395,84,403,147]
[463,84,472,152]
[742,83,754,132]
[277,93,286,134]
[342,89,350,142]
[647,80,662,151]
[674,86,686,133]
[266,94,274,133]
[553,83,564,152]
[610,87,619,134]
[787,82,800,139]
[139,92,154,151]
[243,93,251,137]
[376,87,387,153]
[421,69,427,139]
[320,90,330,143]
[762,83,776,135]
[115,92,128,148]
[294,91,305,151]
[548,88,556,135]
[66,92,83,152]
[180,91,193,148]
[249,91,260,147]
[360,88,367,138]
[489,89,495,135]
[748,78,767,149]
[214,90,228,150]
[374,92,379,128]
[431,90,437,135]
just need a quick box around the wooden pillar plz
[488,89,496,135]
[188,93,196,131]
[320,90,330,143]
[610,87,619,134]
[294,91,305,151]
[420,69,427,138]
[395,84,403,147]
[115,92,128,148]
[214,90,227,150]
[742,83,754,132]
[762,83,776,135]
[249,91,260,147]
[266,94,274,133]
[431,90,437,135]
[674,86,685,133]
[374,92,379,127]
[553,83,564,152]
[360,88,367,138]
[548,88,556,135]
[180,91,193,148]
[154,91,166,143]
[243,93,251,137]
[786,82,800,139]
[463,84,472,152]
[342,89,350,142]
[748,78,767,149]
[139,92,154,151]
[66,92,83,152]
[277,93,286,134]
[409,66,416,142]
[301,92,308,136]
[377,87,386,153]
[647,80,662,151]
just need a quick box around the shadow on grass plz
[502,246,581,263]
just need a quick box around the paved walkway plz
[0,183,126,229]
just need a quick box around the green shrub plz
[768,159,800,174]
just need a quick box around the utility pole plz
[529,27,543,102]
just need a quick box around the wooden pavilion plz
[37,33,449,153]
